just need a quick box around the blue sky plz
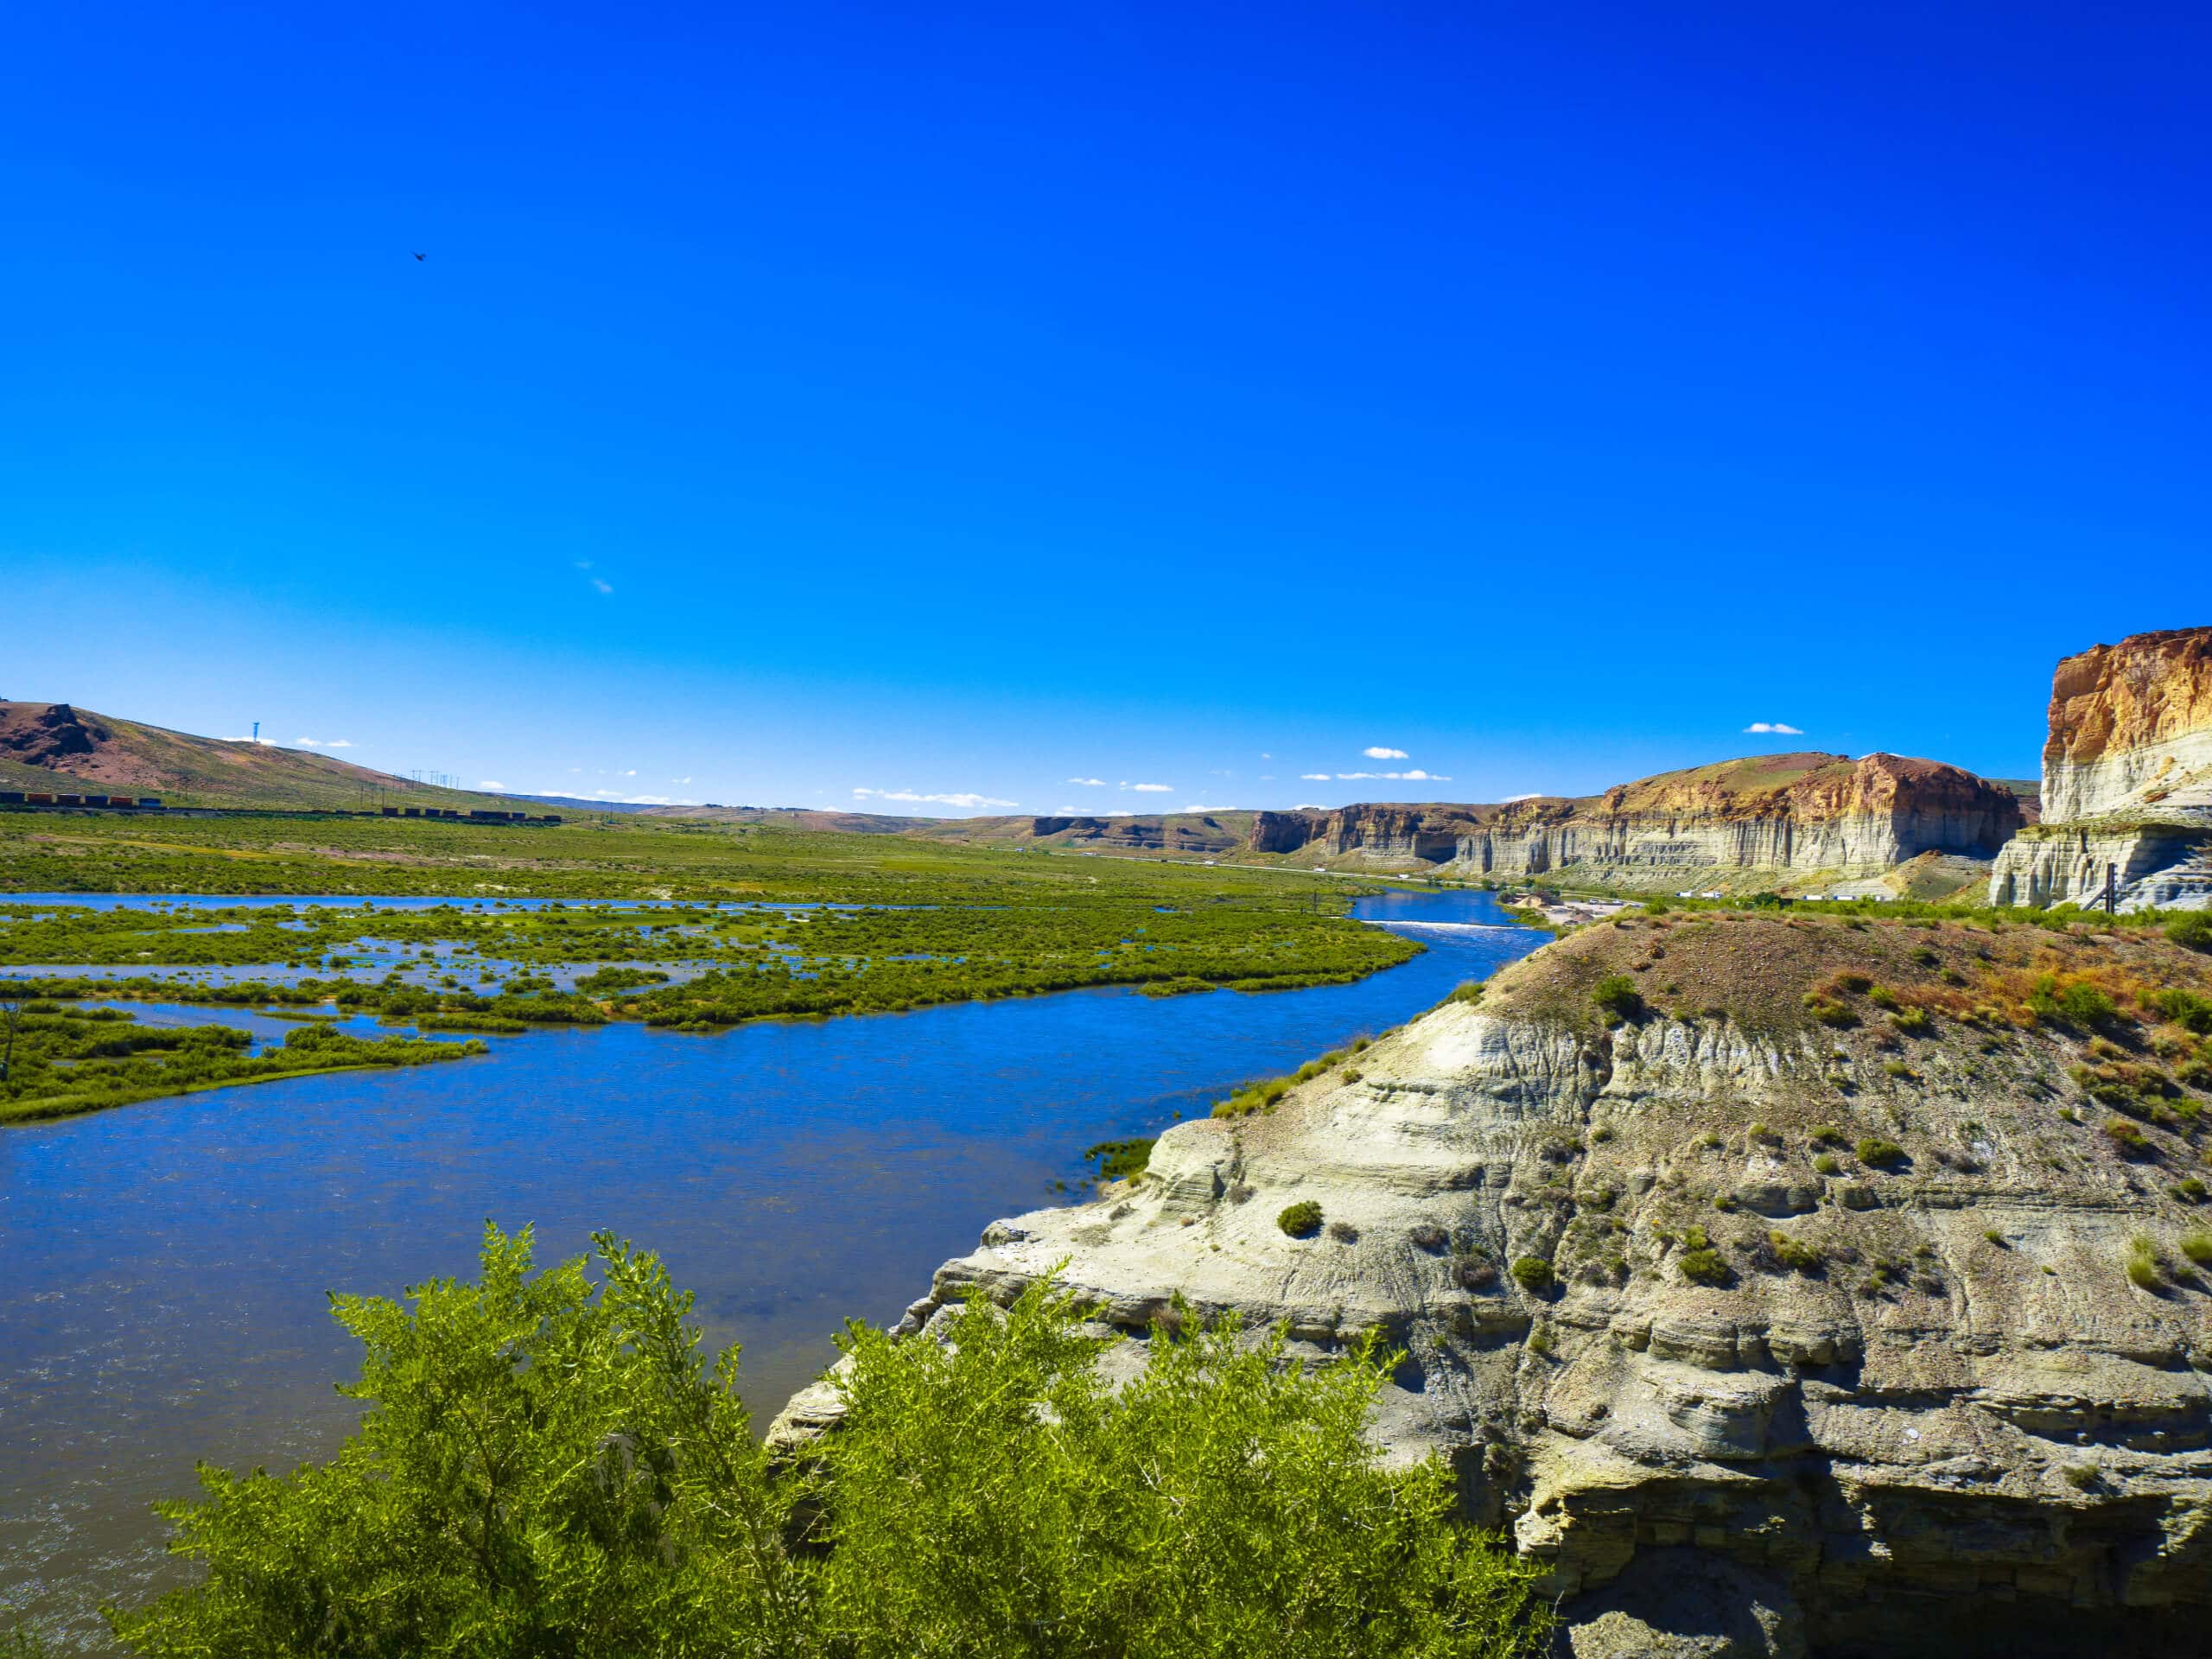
[5,2,2206,812]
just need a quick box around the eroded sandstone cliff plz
[1253,753,2022,892]
[782,915,2212,1656]
[1991,628,2212,911]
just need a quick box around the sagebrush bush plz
[1276,1200,1323,1238]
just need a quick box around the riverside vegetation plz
[0,818,1422,1122]
[0,1001,485,1124]
[96,1224,1552,1659]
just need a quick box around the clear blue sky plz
[5,2,2205,811]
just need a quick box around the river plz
[0,887,1537,1645]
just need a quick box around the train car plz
[27,793,55,804]
[402,806,421,817]
[0,791,22,804]
[381,806,399,817]
[84,794,111,806]
[137,798,162,809]
[54,793,84,806]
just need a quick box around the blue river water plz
[0,887,1535,1644]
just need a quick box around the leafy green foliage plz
[108,1224,810,1657]
[1855,1138,1906,1169]
[1277,1200,1324,1237]
[110,1231,1553,1659]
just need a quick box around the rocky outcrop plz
[1016,815,1244,854]
[2042,629,2212,823]
[1990,629,2212,912]
[1254,754,2022,890]
[0,702,110,768]
[781,916,2212,1656]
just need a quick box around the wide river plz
[0,887,1538,1644]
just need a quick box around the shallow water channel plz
[0,887,1537,1643]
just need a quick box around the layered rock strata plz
[782,916,2212,1656]
[1991,628,2212,911]
[1253,753,2022,888]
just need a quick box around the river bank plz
[0,887,1541,1648]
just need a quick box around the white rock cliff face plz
[1253,753,2023,892]
[777,917,2212,1656]
[1992,628,2212,911]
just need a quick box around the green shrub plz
[1891,1007,1932,1035]
[1510,1255,1555,1294]
[1910,946,1939,967]
[2167,912,2212,953]
[1804,995,1859,1028]
[1983,1228,2007,1247]
[2152,988,2212,1035]
[1277,1200,1324,1238]
[1084,1137,1157,1184]
[1813,1153,1841,1176]
[2173,1178,2208,1203]
[1678,1248,1731,1286]
[1766,1231,1822,1273]
[2057,982,2119,1027]
[2103,1117,2152,1156]
[1868,985,1899,1010]
[1855,1138,1906,1169]
[1590,974,1643,1020]
[1447,981,1485,1005]
[2180,1231,2212,1266]
[2126,1235,2164,1290]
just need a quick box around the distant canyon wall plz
[1253,753,2021,886]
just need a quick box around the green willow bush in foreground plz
[110,1227,1552,1659]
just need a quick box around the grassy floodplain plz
[0,810,1424,1122]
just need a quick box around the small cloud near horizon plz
[1336,769,1450,782]
[1363,746,1409,760]
[1300,772,1331,781]
[853,786,1019,810]
[1124,781,1173,792]
[1501,791,1542,802]
[1065,776,1106,786]
[480,780,505,790]
[1745,721,1804,735]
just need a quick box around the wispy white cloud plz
[588,576,613,595]
[621,769,637,777]
[584,790,695,805]
[327,739,353,748]
[1125,782,1173,793]
[1501,791,1542,802]
[1065,776,1106,787]
[1300,772,1332,781]
[295,737,321,747]
[1363,746,1409,760]
[853,787,1019,810]
[1335,769,1451,782]
[1261,752,1273,760]
[293,736,358,749]
[480,780,506,790]
[1294,803,1326,810]
[671,776,692,785]
[1744,721,1804,735]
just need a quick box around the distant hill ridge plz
[4,701,2025,892]
[0,702,514,812]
